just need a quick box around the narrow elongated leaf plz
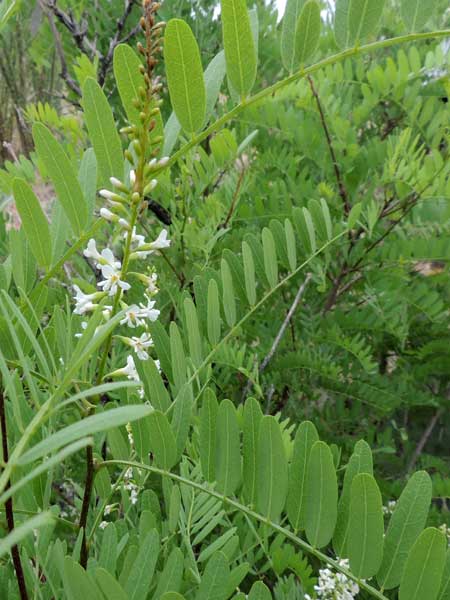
[348,473,384,579]
[305,441,338,548]
[12,178,52,268]
[198,528,237,562]
[154,548,184,599]
[95,568,128,600]
[294,0,321,67]
[184,297,202,366]
[165,19,206,133]
[0,512,53,558]
[98,524,117,575]
[170,322,187,392]
[125,530,160,600]
[32,123,88,234]
[242,241,257,306]
[333,439,373,556]
[19,405,153,465]
[286,421,319,532]
[262,228,278,288]
[221,259,237,327]
[401,0,436,32]
[147,410,177,469]
[347,0,385,45]
[196,552,229,600]
[221,0,257,98]
[135,357,170,412]
[242,397,263,505]
[148,320,172,382]
[399,528,446,600]
[377,470,432,590]
[82,77,123,185]
[64,557,102,600]
[281,0,306,72]
[285,219,297,271]
[438,550,450,600]
[216,399,241,495]
[207,278,221,346]
[334,0,350,49]
[78,148,97,223]
[200,389,219,482]
[256,416,288,521]
[204,50,227,121]
[113,44,145,125]
[171,384,193,460]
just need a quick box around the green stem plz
[154,29,450,176]
[99,459,389,600]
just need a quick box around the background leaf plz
[221,0,257,98]
[165,19,206,133]
[12,178,52,269]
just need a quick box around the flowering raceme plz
[73,164,171,398]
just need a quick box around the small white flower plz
[99,521,109,530]
[100,207,117,222]
[115,355,140,382]
[128,226,146,248]
[99,248,121,271]
[119,218,131,230]
[129,332,153,360]
[149,229,171,250]
[120,305,146,328]
[154,359,161,373]
[98,265,131,297]
[99,189,115,200]
[138,297,160,322]
[146,272,159,296]
[73,285,99,315]
[83,239,102,262]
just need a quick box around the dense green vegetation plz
[0,0,449,598]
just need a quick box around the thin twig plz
[407,408,444,473]
[39,0,82,97]
[0,390,29,600]
[242,273,312,400]
[308,76,350,215]
[220,168,246,229]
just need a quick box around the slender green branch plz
[99,459,389,600]
[154,30,450,175]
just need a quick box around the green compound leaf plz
[294,0,321,67]
[32,123,88,235]
[401,0,436,32]
[286,420,319,532]
[347,0,385,46]
[399,528,447,600]
[256,416,288,521]
[113,44,145,125]
[199,389,219,483]
[377,470,432,590]
[305,441,338,548]
[165,19,206,134]
[438,550,450,600]
[242,397,263,506]
[281,0,306,72]
[82,77,124,186]
[12,178,52,269]
[216,399,241,495]
[333,439,373,556]
[348,473,384,579]
[221,0,257,98]
[147,410,177,470]
[196,552,229,600]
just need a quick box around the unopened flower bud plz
[143,179,158,195]
[129,170,136,186]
